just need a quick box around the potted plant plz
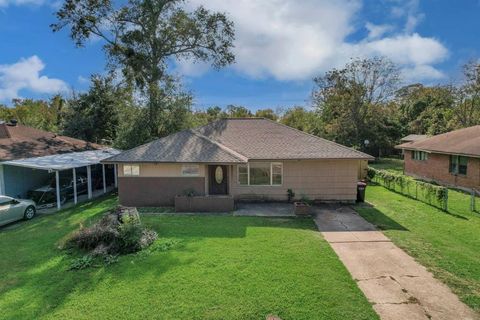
[287,189,295,203]
[294,195,312,216]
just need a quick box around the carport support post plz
[114,164,118,188]
[87,165,92,199]
[102,164,106,193]
[73,168,77,204]
[55,171,61,211]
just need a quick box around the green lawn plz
[369,157,404,173]
[357,186,480,312]
[0,196,377,320]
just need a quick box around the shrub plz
[66,206,158,266]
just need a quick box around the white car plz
[0,196,36,227]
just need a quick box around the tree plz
[189,106,227,127]
[225,105,252,117]
[313,57,400,151]
[255,108,278,120]
[62,75,132,144]
[396,84,455,135]
[0,96,65,132]
[279,106,319,133]
[52,0,235,142]
[453,61,480,128]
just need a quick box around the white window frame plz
[123,164,140,176]
[237,164,249,185]
[237,162,283,186]
[181,164,200,177]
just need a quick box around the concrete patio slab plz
[314,205,478,320]
[233,202,295,217]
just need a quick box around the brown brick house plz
[396,126,480,189]
[103,118,373,209]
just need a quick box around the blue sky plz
[0,0,479,111]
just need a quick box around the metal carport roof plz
[1,149,121,171]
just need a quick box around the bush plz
[367,167,448,211]
[66,206,158,265]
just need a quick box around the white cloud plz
[0,56,68,101]
[181,0,448,82]
[365,22,393,40]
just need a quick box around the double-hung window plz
[450,155,468,175]
[123,164,140,176]
[238,162,283,186]
[412,151,428,161]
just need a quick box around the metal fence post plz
[471,190,476,212]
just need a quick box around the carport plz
[2,149,120,210]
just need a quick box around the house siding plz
[230,160,359,202]
[404,150,480,189]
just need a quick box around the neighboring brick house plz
[396,126,480,189]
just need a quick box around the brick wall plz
[404,150,480,189]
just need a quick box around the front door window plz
[215,166,224,184]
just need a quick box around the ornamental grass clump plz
[66,206,157,269]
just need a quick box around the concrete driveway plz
[314,205,478,320]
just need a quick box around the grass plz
[369,157,404,173]
[0,196,377,320]
[356,185,480,312]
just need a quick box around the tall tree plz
[62,75,131,144]
[313,57,400,151]
[454,61,480,128]
[52,0,235,142]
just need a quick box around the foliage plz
[66,206,158,262]
[0,96,65,132]
[225,105,253,118]
[62,74,131,144]
[313,57,401,154]
[182,188,197,197]
[255,108,278,120]
[356,186,480,312]
[69,254,94,270]
[367,167,448,210]
[52,0,235,144]
[279,106,319,134]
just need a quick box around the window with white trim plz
[238,165,248,185]
[181,164,200,176]
[238,162,283,186]
[123,164,140,176]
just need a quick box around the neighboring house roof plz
[396,125,480,157]
[400,134,428,143]
[0,122,102,161]
[105,118,373,163]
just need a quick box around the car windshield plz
[29,191,55,204]
[49,178,71,188]
[0,196,13,205]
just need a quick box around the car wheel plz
[24,206,36,220]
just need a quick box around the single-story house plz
[0,120,119,209]
[103,118,373,209]
[396,125,480,189]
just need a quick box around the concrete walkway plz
[314,205,478,320]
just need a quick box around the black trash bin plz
[357,181,367,202]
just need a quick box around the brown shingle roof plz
[106,118,373,163]
[400,134,428,142]
[0,123,102,161]
[104,129,247,164]
[396,125,480,157]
